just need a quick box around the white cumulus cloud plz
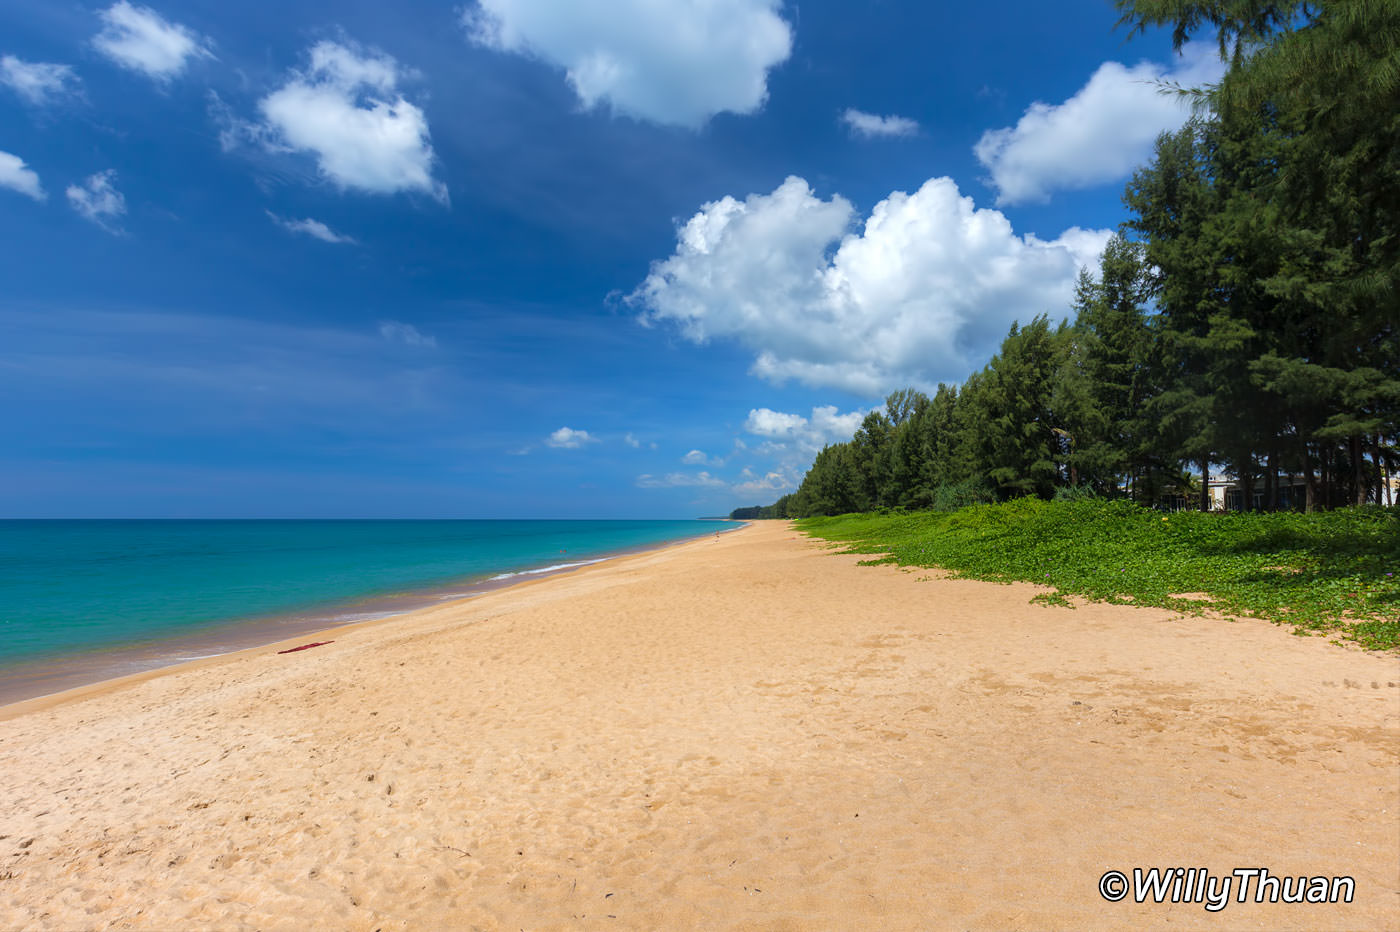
[731,468,792,497]
[632,175,1108,396]
[726,404,868,498]
[974,42,1225,205]
[546,426,595,449]
[462,0,792,127]
[841,108,917,138]
[92,1,212,82]
[744,408,808,439]
[255,40,446,201]
[1,56,80,106]
[631,404,869,501]
[66,170,125,231]
[267,210,357,244]
[745,405,865,454]
[0,151,45,200]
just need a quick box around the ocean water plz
[0,519,721,679]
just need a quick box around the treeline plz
[734,0,1398,521]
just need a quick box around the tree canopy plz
[735,2,1397,520]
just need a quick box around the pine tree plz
[1117,0,1400,508]
[981,316,1064,500]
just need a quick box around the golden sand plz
[1,521,1396,929]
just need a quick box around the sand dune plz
[1,521,1396,929]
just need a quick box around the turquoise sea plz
[0,519,724,701]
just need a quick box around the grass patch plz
[797,499,1400,651]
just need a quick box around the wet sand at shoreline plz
[1,521,1396,929]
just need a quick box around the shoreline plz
[1,520,1395,929]
[0,521,742,714]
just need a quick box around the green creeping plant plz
[799,500,1399,651]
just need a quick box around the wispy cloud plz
[66,170,125,232]
[0,305,456,432]
[92,1,213,82]
[266,210,357,245]
[1,56,81,106]
[0,151,45,200]
[635,471,725,488]
[379,321,437,348]
[841,108,918,138]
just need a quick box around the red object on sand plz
[277,640,334,654]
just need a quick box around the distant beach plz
[0,519,727,705]
[1,521,1395,929]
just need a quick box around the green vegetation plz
[732,4,1398,651]
[799,500,1400,650]
[729,505,779,520]
[733,1,1397,523]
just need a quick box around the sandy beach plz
[1,521,1396,929]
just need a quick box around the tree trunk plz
[1386,435,1395,506]
[1242,470,1255,513]
[1200,459,1210,512]
[1303,447,1318,513]
[1372,434,1384,506]
[1265,451,1277,511]
[1352,435,1367,506]
[1387,437,1395,506]
[1322,445,1333,510]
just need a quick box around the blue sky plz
[1,0,1221,518]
